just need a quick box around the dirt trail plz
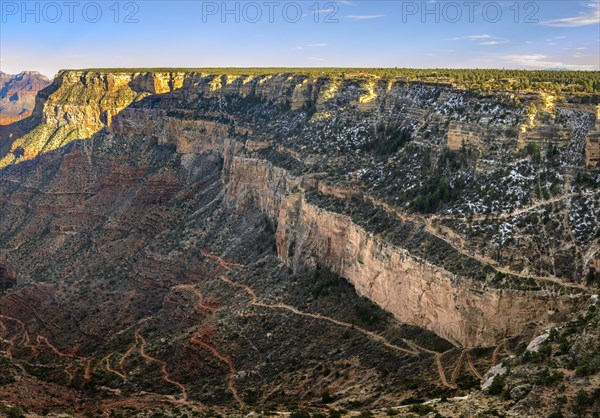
[208,251,465,389]
[32,335,75,358]
[168,280,242,407]
[466,350,483,379]
[6,323,118,386]
[172,284,219,313]
[364,194,590,292]
[118,338,139,379]
[84,359,92,383]
[0,314,25,355]
[103,354,127,381]
[491,342,502,367]
[219,276,419,356]
[136,332,188,401]
[98,328,187,397]
[450,350,466,386]
[435,353,457,389]
[491,340,514,367]
[423,217,588,292]
[64,363,76,383]
[191,333,245,408]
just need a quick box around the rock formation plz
[0,69,597,415]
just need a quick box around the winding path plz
[204,250,467,389]
[136,332,188,401]
[191,333,245,408]
[363,194,591,292]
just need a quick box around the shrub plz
[409,404,436,416]
[7,407,25,418]
[488,373,506,395]
[536,368,564,386]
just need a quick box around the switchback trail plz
[466,350,483,379]
[172,284,219,313]
[191,332,245,408]
[208,249,505,390]
[491,339,514,367]
[136,332,188,401]
[450,350,466,386]
[170,281,243,408]
[205,251,467,389]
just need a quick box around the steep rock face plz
[226,157,580,347]
[0,71,192,167]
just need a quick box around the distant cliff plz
[0,71,50,124]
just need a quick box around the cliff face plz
[2,70,596,348]
[225,157,579,346]
[0,71,186,167]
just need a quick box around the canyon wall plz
[2,70,594,348]
[225,156,581,347]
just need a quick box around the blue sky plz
[1,0,599,78]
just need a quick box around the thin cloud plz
[480,40,508,46]
[447,34,493,41]
[502,54,597,70]
[448,34,508,45]
[541,2,600,27]
[342,14,385,20]
[311,8,337,15]
[294,43,328,50]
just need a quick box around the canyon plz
[0,71,50,125]
[0,70,598,416]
